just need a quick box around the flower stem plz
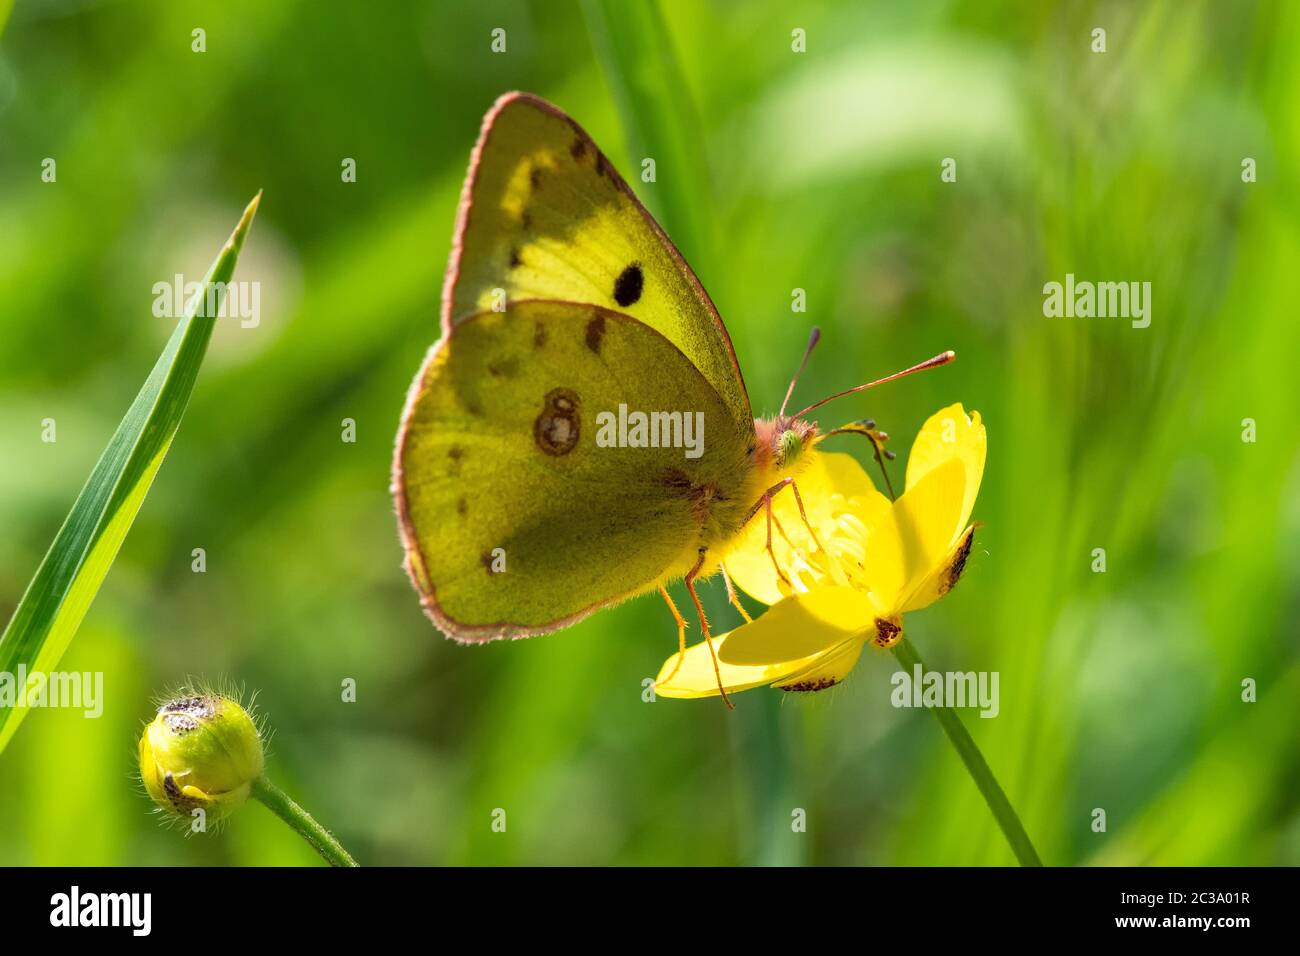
[251,775,359,867]
[891,638,1043,866]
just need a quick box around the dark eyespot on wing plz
[534,387,581,456]
[585,314,606,353]
[614,264,643,307]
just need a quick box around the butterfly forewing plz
[444,91,753,435]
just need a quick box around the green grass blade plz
[0,192,261,755]
[580,0,712,270]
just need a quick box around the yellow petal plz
[904,404,985,533]
[653,633,809,699]
[772,637,866,692]
[901,525,976,613]
[893,457,966,587]
[856,498,907,616]
[654,586,873,699]
[725,451,890,606]
[720,586,875,664]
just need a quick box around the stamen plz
[763,487,876,593]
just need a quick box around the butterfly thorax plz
[681,415,819,585]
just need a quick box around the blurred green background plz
[1,0,1298,866]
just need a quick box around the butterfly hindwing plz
[445,91,753,436]
[396,300,753,641]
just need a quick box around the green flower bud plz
[139,694,264,821]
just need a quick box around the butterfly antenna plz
[792,350,956,420]
[779,327,822,416]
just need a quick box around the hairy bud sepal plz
[139,694,265,822]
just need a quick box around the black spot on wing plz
[613,264,643,307]
[571,138,587,161]
[488,356,519,378]
[585,314,606,353]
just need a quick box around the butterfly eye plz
[778,429,803,464]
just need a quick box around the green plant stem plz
[891,637,1043,866]
[251,776,358,867]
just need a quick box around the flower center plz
[783,489,873,594]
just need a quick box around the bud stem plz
[250,775,359,868]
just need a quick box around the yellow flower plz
[139,694,265,820]
[654,404,985,698]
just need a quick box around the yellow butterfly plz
[392,92,953,704]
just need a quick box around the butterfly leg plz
[770,509,797,549]
[784,479,828,557]
[684,548,734,710]
[745,477,830,590]
[720,562,753,623]
[763,494,794,588]
[739,487,795,589]
[753,477,827,557]
[656,584,689,685]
